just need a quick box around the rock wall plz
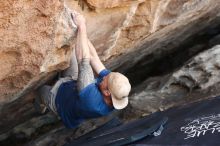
[1,0,219,106]
[130,45,220,115]
[0,0,77,105]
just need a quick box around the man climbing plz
[35,12,131,128]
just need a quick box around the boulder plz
[130,45,220,114]
[0,0,77,105]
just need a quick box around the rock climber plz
[35,11,131,128]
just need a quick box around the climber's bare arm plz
[71,12,105,74]
[71,12,90,61]
[87,39,106,75]
[72,12,95,91]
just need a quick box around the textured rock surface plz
[66,0,220,62]
[130,45,220,114]
[106,0,220,71]
[0,0,76,105]
[1,0,219,106]
[86,0,142,8]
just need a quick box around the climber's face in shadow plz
[99,75,113,107]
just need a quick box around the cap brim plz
[111,95,128,110]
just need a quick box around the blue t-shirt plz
[55,69,113,128]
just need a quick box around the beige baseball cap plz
[108,72,131,110]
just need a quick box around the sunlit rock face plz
[70,0,216,60]
[0,0,76,105]
[86,0,142,8]
[66,0,220,66]
[1,0,219,106]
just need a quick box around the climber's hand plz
[71,12,86,28]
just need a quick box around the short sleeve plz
[98,69,111,78]
[96,69,111,85]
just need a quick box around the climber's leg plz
[61,47,78,80]
[34,85,58,114]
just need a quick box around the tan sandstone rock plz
[1,0,217,105]
[86,0,142,8]
[67,0,218,62]
[0,0,76,104]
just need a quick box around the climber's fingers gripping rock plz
[71,12,86,28]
